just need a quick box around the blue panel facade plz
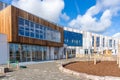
[64,30,83,46]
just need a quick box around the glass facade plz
[18,17,61,42]
[64,30,83,46]
[9,43,47,62]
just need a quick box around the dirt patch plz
[64,61,120,77]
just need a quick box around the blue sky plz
[1,0,120,37]
[60,0,96,26]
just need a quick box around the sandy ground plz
[64,61,120,77]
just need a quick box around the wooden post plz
[118,40,120,68]
[117,57,119,64]
[7,61,10,68]
[16,61,19,70]
[94,55,96,65]
[119,57,120,68]
[66,49,68,60]
[94,35,96,53]
[94,35,97,65]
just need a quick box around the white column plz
[19,45,22,62]
[46,47,49,60]
[29,46,32,61]
[50,47,54,60]
[58,47,63,59]
[42,47,44,60]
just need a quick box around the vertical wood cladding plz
[0,6,63,47]
[0,6,12,41]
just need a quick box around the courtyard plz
[0,55,120,80]
[0,58,90,80]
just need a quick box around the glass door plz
[26,45,31,62]
[21,45,31,62]
[72,49,76,57]
[9,44,15,62]
[43,47,47,60]
[36,46,42,61]
[38,46,42,61]
[15,44,21,62]
[21,45,26,62]
[32,46,36,61]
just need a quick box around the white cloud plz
[68,0,120,32]
[12,0,64,22]
[60,13,70,21]
[113,33,120,38]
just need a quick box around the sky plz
[1,0,120,38]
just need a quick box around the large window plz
[96,37,100,47]
[92,36,100,47]
[103,38,105,47]
[64,30,83,46]
[109,39,112,47]
[92,36,94,47]
[18,17,61,42]
[114,40,116,48]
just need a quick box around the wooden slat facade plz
[0,6,64,47]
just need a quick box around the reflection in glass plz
[18,17,61,42]
[9,43,49,62]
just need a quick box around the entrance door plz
[36,46,42,61]
[21,45,31,62]
[85,49,88,55]
[71,49,76,57]
[32,46,43,61]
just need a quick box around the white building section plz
[0,34,8,64]
[64,27,119,57]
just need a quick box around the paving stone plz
[0,59,88,80]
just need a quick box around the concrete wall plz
[0,34,8,64]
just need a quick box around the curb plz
[58,61,120,80]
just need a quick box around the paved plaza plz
[0,58,90,80]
